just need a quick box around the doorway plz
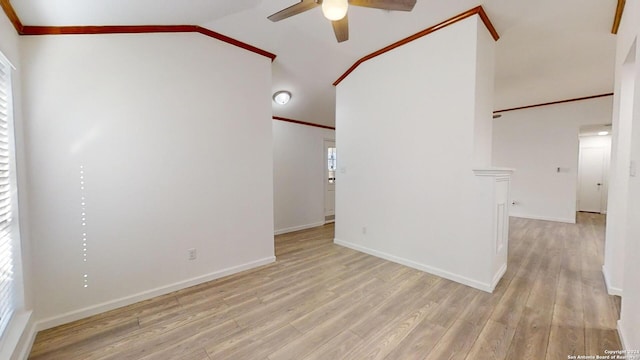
[324,139,336,223]
[578,126,612,214]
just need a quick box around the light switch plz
[631,161,637,177]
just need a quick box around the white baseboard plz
[334,238,494,293]
[491,264,507,291]
[510,214,576,224]
[0,310,35,360]
[618,320,627,350]
[274,222,325,235]
[35,256,276,331]
[602,265,624,296]
[14,319,36,360]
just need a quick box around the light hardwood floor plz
[29,213,622,359]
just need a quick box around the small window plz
[327,147,336,184]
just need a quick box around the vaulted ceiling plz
[6,0,619,127]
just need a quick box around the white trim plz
[472,167,515,176]
[491,263,507,291]
[274,222,325,235]
[34,256,275,331]
[13,319,36,360]
[0,51,16,70]
[334,238,495,293]
[617,320,627,350]
[323,138,336,219]
[324,219,335,224]
[509,214,576,224]
[0,310,33,360]
[602,265,624,296]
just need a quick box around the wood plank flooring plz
[29,213,622,359]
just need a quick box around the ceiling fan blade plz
[268,0,320,22]
[332,15,349,42]
[348,0,416,11]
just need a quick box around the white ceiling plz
[11,0,618,127]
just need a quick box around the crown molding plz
[0,1,275,61]
[0,0,22,33]
[493,93,614,114]
[273,116,335,130]
[612,0,626,34]
[333,6,499,86]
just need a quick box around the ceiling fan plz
[268,0,417,43]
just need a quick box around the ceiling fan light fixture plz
[322,0,348,21]
[273,90,292,105]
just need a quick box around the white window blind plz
[0,53,15,339]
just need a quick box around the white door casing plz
[324,139,336,221]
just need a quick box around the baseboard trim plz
[274,222,325,235]
[491,263,508,291]
[14,318,36,360]
[602,265,623,296]
[34,256,276,331]
[510,214,576,224]
[334,238,494,293]
[0,310,34,360]
[618,320,627,350]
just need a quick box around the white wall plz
[20,33,274,328]
[492,96,614,223]
[273,120,334,234]
[611,0,640,351]
[335,16,500,291]
[0,12,37,360]
[578,134,611,213]
[604,25,637,297]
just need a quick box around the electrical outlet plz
[188,248,197,261]
[362,227,367,235]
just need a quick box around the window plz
[327,147,336,184]
[0,51,16,339]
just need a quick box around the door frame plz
[577,134,611,214]
[323,138,336,223]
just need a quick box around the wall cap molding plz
[333,6,499,86]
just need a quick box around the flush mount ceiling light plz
[273,90,292,105]
[322,0,348,20]
[598,131,609,136]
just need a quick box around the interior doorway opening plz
[324,139,336,223]
[577,124,612,214]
